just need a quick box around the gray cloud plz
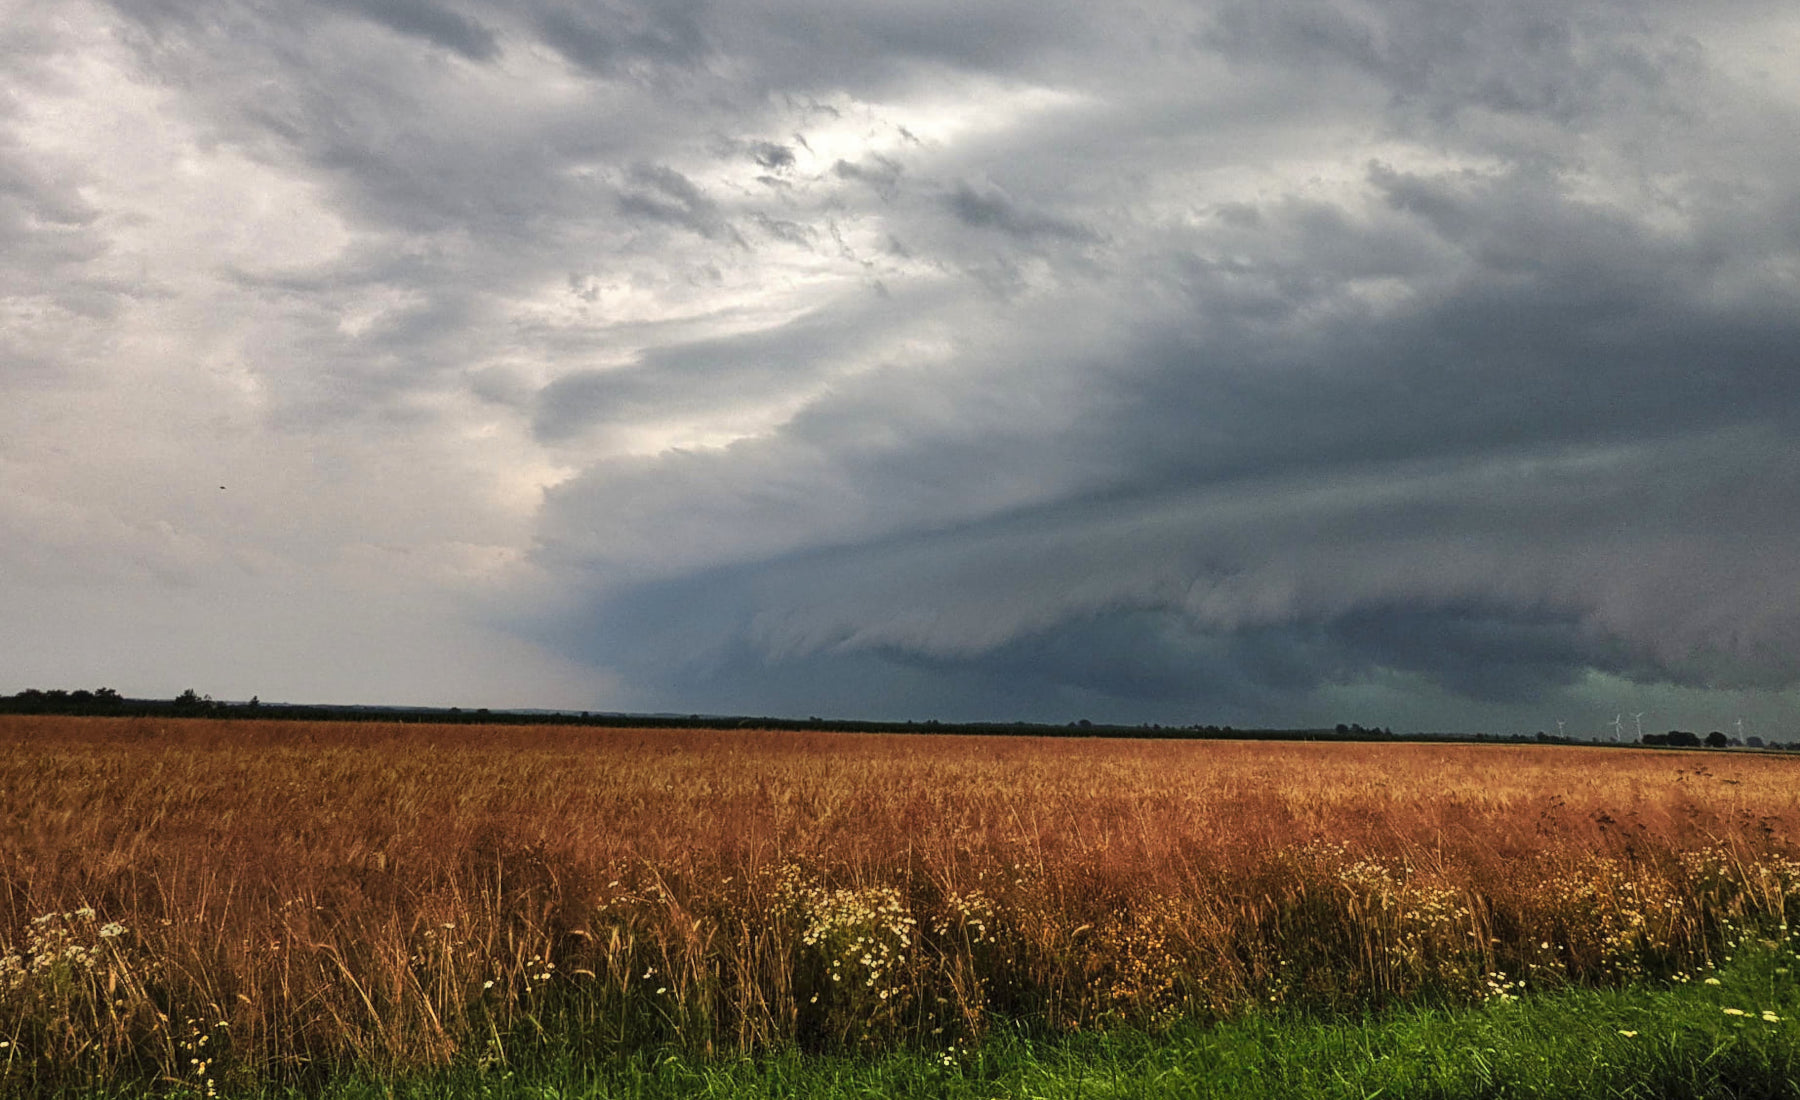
[1201,0,1702,126]
[530,293,915,444]
[0,136,112,316]
[616,163,743,244]
[533,78,1800,723]
[6,0,1799,730]
[833,155,902,201]
[947,180,1098,242]
[549,421,1800,722]
[315,0,500,61]
[748,141,796,171]
[527,0,710,76]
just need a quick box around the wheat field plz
[3,715,1797,1091]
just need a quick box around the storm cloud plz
[3,0,1797,732]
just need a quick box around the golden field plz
[3,715,1798,1089]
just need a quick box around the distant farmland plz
[3,715,1798,1092]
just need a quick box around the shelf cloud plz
[4,0,1798,731]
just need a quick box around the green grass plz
[30,935,1800,1100]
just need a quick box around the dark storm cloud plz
[536,110,1800,719]
[1103,165,1800,492]
[1323,606,1624,701]
[551,415,1800,721]
[16,0,1800,723]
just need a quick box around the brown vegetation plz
[3,715,1799,1090]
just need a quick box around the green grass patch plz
[39,931,1793,1100]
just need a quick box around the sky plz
[4,0,1799,736]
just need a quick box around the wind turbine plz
[1611,714,1624,742]
[1736,717,1746,741]
[1556,719,1566,739]
[1632,712,1644,741]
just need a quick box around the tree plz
[1705,731,1729,748]
[172,689,214,716]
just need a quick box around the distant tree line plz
[0,687,129,714]
[1638,729,1792,750]
[0,686,242,718]
[0,690,1430,740]
[0,687,1356,738]
[0,687,1789,747]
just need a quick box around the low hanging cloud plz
[4,0,1798,728]
[313,0,501,62]
[615,163,744,245]
[946,180,1098,242]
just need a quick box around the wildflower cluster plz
[1719,1006,1785,1023]
[1,909,125,993]
[1479,970,1522,1004]
[1,908,160,1082]
[175,1018,230,1099]
[800,886,914,997]
[1685,850,1800,928]
[1088,896,1189,1028]
[1538,861,1681,979]
[932,890,998,946]
[1328,855,1486,999]
[781,875,918,1046]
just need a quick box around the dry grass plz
[3,716,1798,1090]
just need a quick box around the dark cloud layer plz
[317,0,501,61]
[4,0,1797,728]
